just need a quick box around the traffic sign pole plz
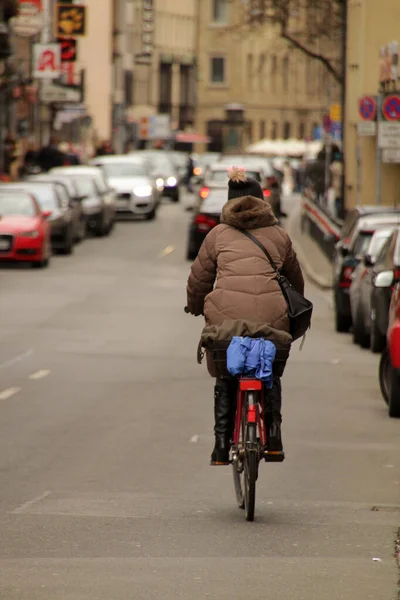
[376,93,383,205]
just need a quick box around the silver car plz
[91,155,161,220]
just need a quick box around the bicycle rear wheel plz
[244,416,257,522]
[232,400,245,510]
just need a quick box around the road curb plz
[286,202,333,291]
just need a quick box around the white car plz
[90,155,161,220]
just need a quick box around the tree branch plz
[281,28,342,83]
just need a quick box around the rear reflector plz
[239,379,262,391]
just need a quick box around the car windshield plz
[73,177,95,196]
[13,184,58,210]
[98,163,147,178]
[0,192,36,217]
[368,229,394,260]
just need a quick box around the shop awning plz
[175,131,210,144]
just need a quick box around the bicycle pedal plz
[264,451,285,463]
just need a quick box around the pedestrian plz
[20,139,40,177]
[58,142,81,165]
[96,140,114,156]
[186,167,305,465]
[186,154,195,193]
[36,136,66,172]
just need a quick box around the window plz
[247,54,253,91]
[212,0,227,23]
[271,121,278,140]
[271,55,277,93]
[210,56,225,83]
[282,56,289,92]
[283,121,291,140]
[259,53,266,91]
[259,120,266,139]
[159,62,172,108]
[298,122,305,139]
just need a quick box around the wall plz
[345,0,400,210]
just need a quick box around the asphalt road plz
[0,193,399,600]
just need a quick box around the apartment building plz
[195,0,340,152]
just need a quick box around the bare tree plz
[245,0,345,84]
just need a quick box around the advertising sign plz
[11,0,43,37]
[33,43,61,79]
[58,38,77,62]
[135,0,154,64]
[379,41,399,84]
[55,4,86,38]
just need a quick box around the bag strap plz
[239,229,280,274]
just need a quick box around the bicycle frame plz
[233,379,266,449]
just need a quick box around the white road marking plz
[159,245,175,258]
[13,491,50,514]
[29,369,50,380]
[0,387,21,400]
[0,348,33,370]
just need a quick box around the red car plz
[0,190,51,268]
[379,282,400,416]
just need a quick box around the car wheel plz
[352,307,370,347]
[32,256,50,269]
[171,189,180,203]
[334,295,351,332]
[388,367,400,418]
[62,228,74,255]
[370,313,385,353]
[95,216,108,237]
[379,348,390,405]
[146,208,156,221]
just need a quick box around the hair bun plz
[228,166,246,184]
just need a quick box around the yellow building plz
[195,0,339,153]
[345,0,400,209]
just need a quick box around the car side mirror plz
[42,210,52,219]
[340,246,349,257]
[363,254,374,267]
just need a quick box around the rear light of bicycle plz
[239,379,262,391]
[199,186,209,199]
[194,213,218,232]
[263,189,271,198]
[340,266,354,289]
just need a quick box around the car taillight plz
[340,266,354,288]
[195,214,218,232]
[267,176,277,185]
[263,189,271,198]
[199,186,209,199]
[394,268,400,282]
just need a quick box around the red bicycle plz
[232,377,284,522]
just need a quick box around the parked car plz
[26,174,86,242]
[89,155,161,220]
[135,150,180,202]
[379,282,400,416]
[333,212,400,332]
[350,227,395,347]
[50,166,116,236]
[335,205,399,255]
[0,181,79,254]
[0,189,51,268]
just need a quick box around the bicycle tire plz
[244,422,257,521]
[232,403,246,510]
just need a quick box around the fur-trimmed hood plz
[221,195,278,230]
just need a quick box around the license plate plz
[0,240,10,251]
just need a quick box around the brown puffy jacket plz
[186,195,304,333]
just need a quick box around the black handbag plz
[239,230,313,341]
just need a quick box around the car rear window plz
[353,231,374,256]
[97,163,148,178]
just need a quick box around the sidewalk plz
[286,201,333,290]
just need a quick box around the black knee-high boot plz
[210,378,236,465]
[264,376,283,452]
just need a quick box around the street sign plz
[40,82,81,103]
[11,1,43,37]
[329,104,342,123]
[58,38,77,62]
[382,148,400,163]
[33,43,61,79]
[55,4,86,38]
[358,96,377,121]
[330,121,342,140]
[382,94,400,121]
[151,115,170,139]
[357,122,377,136]
[378,122,400,148]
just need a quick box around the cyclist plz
[186,168,305,465]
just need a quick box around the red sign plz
[358,96,377,121]
[58,38,77,62]
[382,94,400,121]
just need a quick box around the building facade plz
[344,0,400,210]
[195,0,340,153]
